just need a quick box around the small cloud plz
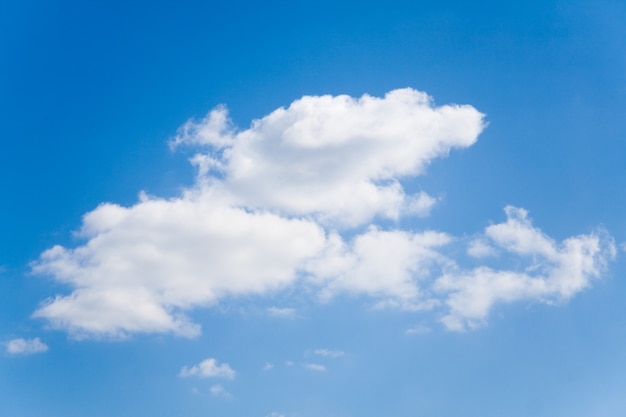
[467,239,497,258]
[285,360,294,367]
[266,307,297,318]
[263,362,274,371]
[313,349,344,358]
[6,338,48,355]
[209,384,233,399]
[179,358,236,379]
[301,363,326,372]
[405,325,432,335]
[372,298,440,312]
[404,191,438,217]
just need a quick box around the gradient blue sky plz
[2,1,626,416]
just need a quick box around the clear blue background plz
[1,1,626,416]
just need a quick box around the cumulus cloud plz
[179,358,236,379]
[172,88,484,227]
[6,337,48,355]
[436,206,616,330]
[32,195,326,338]
[30,88,615,338]
[31,88,484,338]
[306,228,452,302]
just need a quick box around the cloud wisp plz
[6,337,48,355]
[313,349,345,358]
[301,363,327,372]
[209,384,233,399]
[31,88,615,338]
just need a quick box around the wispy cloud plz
[405,325,432,335]
[435,206,616,330]
[209,384,232,399]
[179,358,235,379]
[6,337,48,355]
[266,307,297,318]
[313,349,345,358]
[301,363,326,372]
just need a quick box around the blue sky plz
[2,1,626,416]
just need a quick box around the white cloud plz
[32,195,326,338]
[170,104,235,150]
[209,384,232,399]
[30,89,615,338]
[313,349,345,358]
[263,362,274,371]
[172,88,485,227]
[266,413,286,417]
[179,358,236,379]
[405,192,439,217]
[405,325,432,335]
[6,337,48,355]
[31,88,484,339]
[266,307,297,318]
[467,239,497,258]
[307,228,452,302]
[301,363,326,372]
[435,206,616,331]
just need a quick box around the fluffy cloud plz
[172,88,485,227]
[30,88,615,338]
[436,207,616,330]
[32,194,326,338]
[179,358,236,379]
[307,228,451,303]
[6,337,48,355]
